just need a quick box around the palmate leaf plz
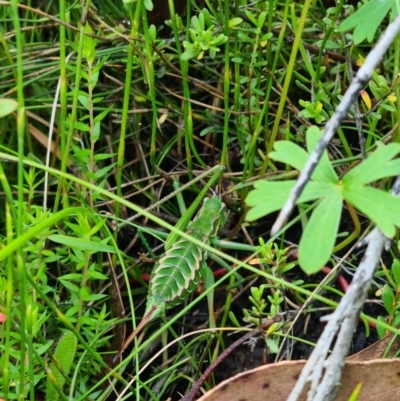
[342,143,400,185]
[298,189,343,274]
[338,0,395,45]
[269,141,308,171]
[306,126,339,184]
[269,126,338,184]
[343,184,400,238]
[245,180,334,222]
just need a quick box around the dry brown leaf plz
[197,359,400,401]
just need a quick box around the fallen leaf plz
[197,359,400,401]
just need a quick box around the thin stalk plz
[233,1,245,162]
[115,2,141,221]
[260,0,312,176]
[243,0,289,187]
[220,0,230,165]
[3,202,13,401]
[141,7,158,166]
[10,0,32,398]
[59,0,68,173]
[168,0,205,170]
[54,1,90,212]
[394,36,400,142]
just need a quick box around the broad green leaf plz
[246,180,295,221]
[0,98,18,118]
[269,126,338,183]
[298,190,342,274]
[306,126,338,183]
[338,0,394,44]
[342,143,400,185]
[245,180,335,221]
[48,234,116,253]
[269,141,308,171]
[343,185,400,237]
[298,181,337,203]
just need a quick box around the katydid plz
[116,196,226,360]
[115,167,228,360]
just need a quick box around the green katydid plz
[115,166,232,360]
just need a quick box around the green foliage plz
[246,126,400,274]
[182,9,228,60]
[46,331,77,401]
[256,239,297,275]
[338,0,397,44]
[298,100,329,124]
[241,284,284,354]
[0,98,18,118]
[376,258,400,339]
[2,0,400,398]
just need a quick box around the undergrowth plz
[1,0,400,400]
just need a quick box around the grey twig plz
[271,15,400,236]
[287,176,400,401]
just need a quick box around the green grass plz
[1,0,400,400]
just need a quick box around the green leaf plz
[298,190,343,274]
[376,316,387,339]
[58,273,82,281]
[342,143,400,185]
[93,163,116,179]
[229,17,243,27]
[87,269,108,280]
[245,181,294,221]
[180,49,200,60]
[78,92,89,109]
[143,0,153,11]
[244,10,258,26]
[305,126,338,183]
[265,337,279,354]
[0,98,18,118]
[381,284,395,314]
[46,331,77,401]
[245,180,334,221]
[392,259,400,286]
[269,141,308,171]
[229,311,241,327]
[93,121,100,141]
[269,126,338,183]
[237,32,253,43]
[58,279,80,292]
[81,293,107,301]
[338,0,393,44]
[94,105,113,124]
[48,234,116,253]
[74,121,90,132]
[343,185,400,237]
